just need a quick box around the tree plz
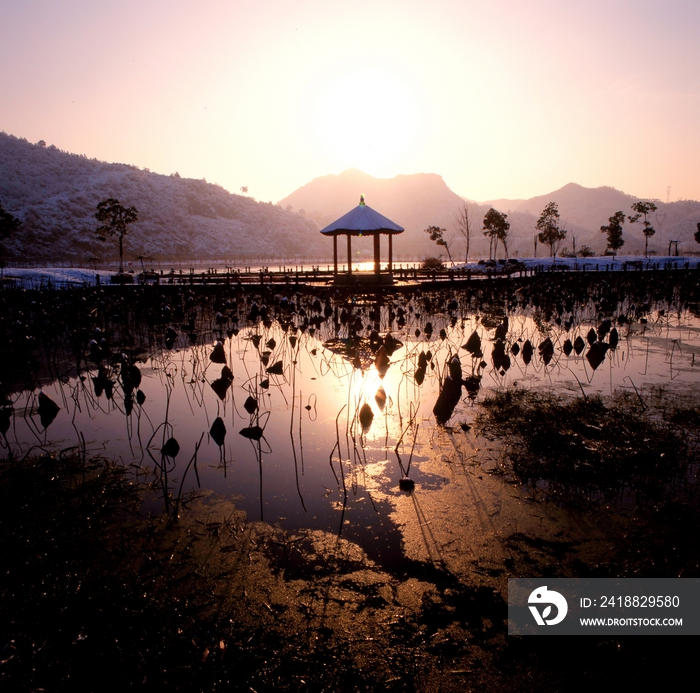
[482,208,510,260]
[536,202,567,260]
[454,203,477,263]
[240,186,248,194]
[0,201,21,243]
[628,201,658,258]
[95,198,138,274]
[0,201,21,272]
[424,225,453,264]
[695,222,700,246]
[600,211,626,259]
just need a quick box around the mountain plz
[2,130,698,265]
[483,183,700,257]
[485,182,638,229]
[279,168,469,259]
[0,132,319,263]
[281,172,700,260]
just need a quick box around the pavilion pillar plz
[333,235,338,276]
[347,234,352,275]
[373,232,381,276]
[388,233,393,274]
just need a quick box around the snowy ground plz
[1,267,115,289]
[453,254,700,273]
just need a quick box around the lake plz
[3,272,700,568]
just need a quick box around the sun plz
[312,69,420,173]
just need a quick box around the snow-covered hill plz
[0,133,320,263]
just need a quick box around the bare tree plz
[454,202,477,263]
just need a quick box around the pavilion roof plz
[320,197,404,236]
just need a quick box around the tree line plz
[425,199,699,264]
[600,201,662,259]
[2,195,700,273]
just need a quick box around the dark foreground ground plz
[2,391,699,692]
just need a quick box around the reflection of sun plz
[313,69,419,172]
[343,362,407,443]
[348,366,383,413]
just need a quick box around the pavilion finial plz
[359,195,365,206]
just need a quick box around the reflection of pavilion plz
[320,196,404,285]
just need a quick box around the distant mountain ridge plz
[0,132,318,263]
[281,173,700,259]
[2,131,698,264]
[483,183,636,233]
[279,168,467,259]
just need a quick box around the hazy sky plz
[2,0,699,203]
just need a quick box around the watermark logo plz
[528,586,568,625]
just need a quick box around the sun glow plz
[312,69,420,174]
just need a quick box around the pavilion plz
[320,196,404,284]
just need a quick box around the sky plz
[1,0,699,204]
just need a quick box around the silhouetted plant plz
[536,202,567,259]
[0,200,21,273]
[454,202,477,263]
[482,207,510,260]
[600,211,626,259]
[421,256,444,270]
[629,201,658,258]
[95,198,138,274]
[424,225,452,264]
